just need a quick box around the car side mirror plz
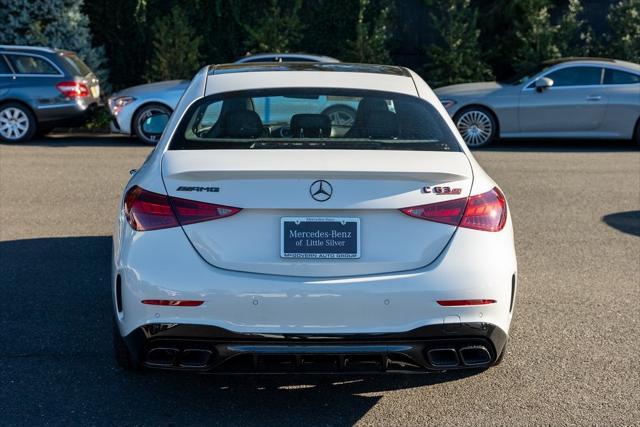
[535,77,554,92]
[141,113,169,137]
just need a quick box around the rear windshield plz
[61,54,92,76]
[169,89,460,152]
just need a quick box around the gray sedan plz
[435,58,640,147]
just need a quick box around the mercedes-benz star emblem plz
[310,180,333,202]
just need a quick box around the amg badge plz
[422,186,462,195]
[176,186,220,192]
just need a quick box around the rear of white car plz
[112,63,517,373]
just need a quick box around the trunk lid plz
[162,150,473,277]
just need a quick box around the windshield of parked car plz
[503,63,551,85]
[170,88,460,152]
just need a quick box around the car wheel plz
[454,107,497,148]
[634,119,640,147]
[112,318,140,371]
[133,103,172,145]
[322,105,356,127]
[0,103,37,143]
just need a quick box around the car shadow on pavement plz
[477,138,639,152]
[0,236,485,425]
[602,211,640,237]
[0,134,147,147]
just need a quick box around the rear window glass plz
[603,68,640,85]
[170,89,459,152]
[61,54,92,76]
[7,55,59,75]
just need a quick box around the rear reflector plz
[124,186,241,231]
[437,299,496,306]
[400,187,507,232]
[141,300,204,306]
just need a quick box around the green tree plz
[603,0,640,63]
[346,0,392,63]
[422,0,493,87]
[513,1,560,73]
[147,5,202,81]
[243,0,304,54]
[0,0,110,91]
[555,0,594,57]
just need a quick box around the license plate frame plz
[280,217,360,259]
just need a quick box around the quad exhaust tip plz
[426,348,459,368]
[459,345,492,366]
[426,345,492,369]
[145,347,213,368]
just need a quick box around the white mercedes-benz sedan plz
[112,63,517,373]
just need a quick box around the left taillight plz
[56,81,89,98]
[124,186,241,231]
[400,187,507,232]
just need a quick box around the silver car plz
[435,58,640,147]
[108,53,348,144]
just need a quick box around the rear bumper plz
[123,322,508,373]
[36,101,98,126]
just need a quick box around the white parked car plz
[112,62,517,373]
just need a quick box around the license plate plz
[281,217,360,259]
[90,85,99,98]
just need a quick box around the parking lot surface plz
[1,135,639,426]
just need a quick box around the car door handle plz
[586,95,602,101]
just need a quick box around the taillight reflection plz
[400,187,507,232]
[124,185,241,231]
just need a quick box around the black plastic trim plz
[122,322,508,373]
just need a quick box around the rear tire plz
[634,118,640,147]
[454,106,498,148]
[0,102,37,143]
[132,103,172,145]
[112,318,140,371]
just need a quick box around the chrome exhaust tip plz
[426,348,460,368]
[179,349,213,368]
[145,347,179,367]
[459,345,492,366]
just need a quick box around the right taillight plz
[124,186,241,231]
[400,187,507,232]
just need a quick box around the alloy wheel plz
[0,107,30,140]
[456,110,493,147]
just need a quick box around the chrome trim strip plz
[36,103,78,110]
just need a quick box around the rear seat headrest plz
[362,110,399,139]
[221,110,263,138]
[290,114,332,138]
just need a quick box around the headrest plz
[356,98,388,116]
[221,110,263,138]
[290,114,332,138]
[362,110,399,139]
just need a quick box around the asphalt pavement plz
[1,135,639,426]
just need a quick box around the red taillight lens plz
[400,197,467,226]
[437,299,497,306]
[141,300,204,306]
[56,81,89,98]
[460,187,507,232]
[171,195,241,225]
[124,186,240,231]
[124,186,178,231]
[400,187,507,232]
